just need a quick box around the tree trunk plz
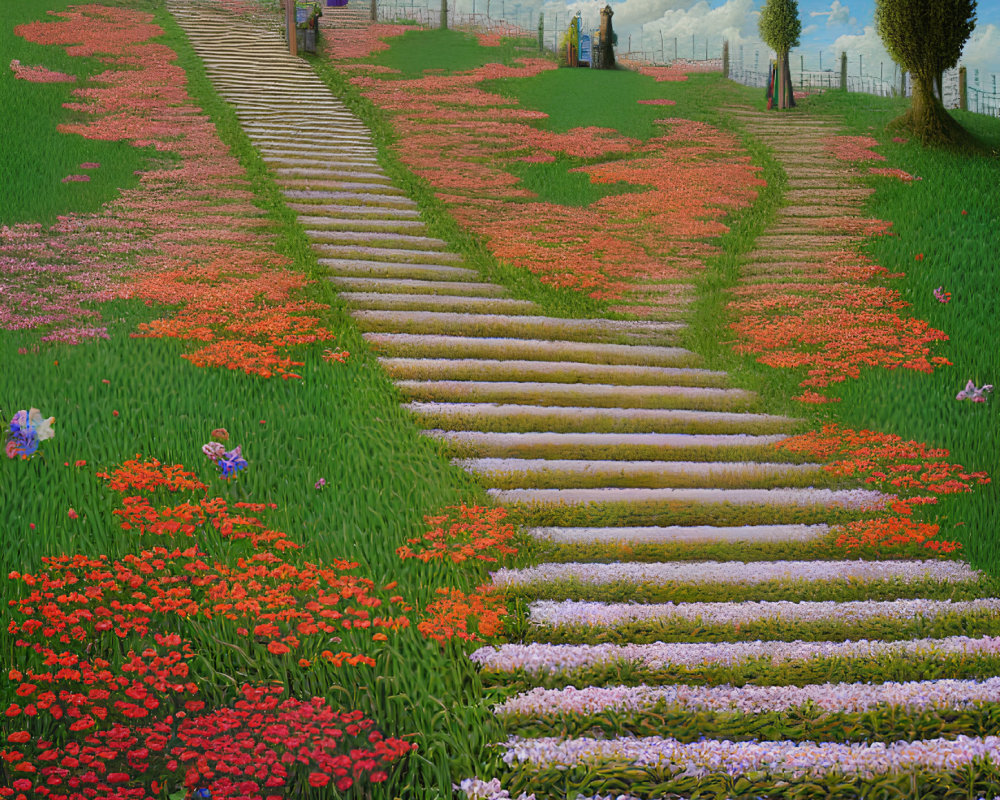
[892,72,970,147]
[782,52,796,108]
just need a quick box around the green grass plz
[1,5,505,795]
[0,0,155,225]
[784,90,1000,572]
[366,27,526,77]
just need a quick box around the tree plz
[758,0,801,110]
[875,0,976,146]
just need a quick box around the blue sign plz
[579,32,591,64]
[296,4,311,23]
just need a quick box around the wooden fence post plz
[959,66,967,111]
[840,51,847,91]
[440,0,447,29]
[722,39,729,78]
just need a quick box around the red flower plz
[336,776,353,791]
[308,772,330,787]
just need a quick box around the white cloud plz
[635,0,760,57]
[801,23,818,35]
[810,0,850,27]
[961,23,1000,80]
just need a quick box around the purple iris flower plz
[218,445,247,478]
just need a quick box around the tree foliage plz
[875,0,978,146]
[875,0,976,83]
[758,0,801,54]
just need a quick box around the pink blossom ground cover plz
[330,46,761,299]
[5,4,339,375]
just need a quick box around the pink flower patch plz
[868,167,914,182]
[79,162,100,169]
[637,99,677,105]
[9,59,75,83]
[61,174,90,183]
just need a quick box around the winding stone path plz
[163,8,976,796]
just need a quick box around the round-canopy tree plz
[875,0,977,145]
[758,0,801,109]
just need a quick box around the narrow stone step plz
[289,203,420,218]
[314,245,461,263]
[398,381,754,411]
[280,178,406,194]
[284,190,417,207]
[378,358,728,386]
[298,216,426,232]
[305,230,447,248]
[456,458,822,489]
[406,402,796,434]
[332,278,508,296]
[322,259,480,281]
[425,430,790,460]
[363,333,702,367]
[354,311,683,344]
[527,524,830,544]
[340,293,538,313]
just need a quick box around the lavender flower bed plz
[502,734,1000,780]
[527,597,1000,629]
[495,677,1000,718]
[492,559,980,589]
[470,635,1000,676]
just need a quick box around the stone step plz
[353,311,684,344]
[275,167,393,183]
[527,523,830,545]
[340,293,538,313]
[363,333,702,367]
[406,402,796,435]
[488,485,887,510]
[280,178,407,194]
[398,381,755,411]
[289,203,420,218]
[426,430,790,460]
[284,190,416,207]
[456,458,823,490]
[322,259,480,281]
[297,216,425,232]
[332,278,508,296]
[378,357,728,386]
[305,229,447,248]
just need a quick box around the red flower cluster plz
[824,135,886,161]
[397,504,517,564]
[417,585,508,644]
[3,456,419,795]
[0,685,415,799]
[337,54,759,298]
[776,425,988,554]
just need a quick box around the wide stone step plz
[397,380,755,410]
[332,278,508,296]
[488,485,884,508]
[425,430,790,460]
[406,402,796,434]
[314,245,460,263]
[363,333,702,367]
[340,293,538,313]
[323,260,480,280]
[353,311,683,344]
[455,457,823,489]
[527,524,830,544]
[378,358,728,386]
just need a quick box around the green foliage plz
[482,652,1000,693]
[795,89,1000,573]
[502,700,1000,744]
[0,0,153,225]
[875,0,977,80]
[757,0,802,54]
[502,575,994,605]
[526,608,1000,646]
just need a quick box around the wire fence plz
[373,1,1000,118]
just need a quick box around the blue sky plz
[527,0,1000,81]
